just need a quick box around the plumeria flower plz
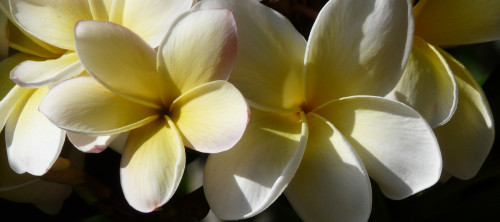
[386,0,498,180]
[39,9,249,212]
[0,0,192,176]
[195,0,442,221]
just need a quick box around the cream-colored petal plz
[108,132,129,154]
[74,20,161,109]
[386,37,457,128]
[169,81,248,153]
[194,0,306,112]
[7,22,63,58]
[204,109,307,220]
[415,0,500,46]
[9,0,93,50]
[158,9,237,103]
[10,52,84,88]
[5,87,66,176]
[314,96,442,199]
[305,0,414,109]
[433,49,495,179]
[39,76,160,136]
[89,0,113,21]
[0,11,7,59]
[285,113,371,222]
[109,0,192,47]
[66,132,120,153]
[120,118,185,213]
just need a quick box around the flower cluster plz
[0,0,497,221]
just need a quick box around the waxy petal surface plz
[314,96,441,199]
[158,9,237,103]
[121,118,185,213]
[170,81,248,153]
[434,49,495,179]
[40,76,159,136]
[305,0,414,108]
[415,0,500,46]
[8,23,62,58]
[74,21,161,108]
[67,132,120,154]
[386,37,457,127]
[285,113,371,222]
[204,109,307,220]
[89,0,113,21]
[194,0,306,112]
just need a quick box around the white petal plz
[66,132,120,153]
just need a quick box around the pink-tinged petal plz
[314,96,442,199]
[74,21,161,109]
[169,81,248,153]
[204,109,307,220]
[120,118,185,213]
[386,37,457,127]
[415,0,500,46]
[9,0,93,50]
[66,132,121,154]
[433,49,495,179]
[285,113,371,222]
[305,0,414,109]
[40,76,160,136]
[158,8,237,104]
[10,52,84,88]
[194,0,306,112]
[5,87,66,175]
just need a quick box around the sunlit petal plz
[305,0,414,108]
[415,0,500,46]
[88,0,113,21]
[194,0,306,112]
[386,37,457,127]
[434,49,495,179]
[121,118,185,213]
[169,81,248,153]
[204,109,307,220]
[7,22,63,58]
[314,96,442,199]
[285,113,371,222]
[158,9,237,103]
[67,132,120,154]
[40,76,160,136]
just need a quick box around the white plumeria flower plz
[195,0,442,221]
[40,9,249,212]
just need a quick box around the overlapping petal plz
[194,0,306,112]
[386,37,457,127]
[305,0,414,108]
[285,113,371,222]
[88,0,113,21]
[434,49,494,179]
[158,8,237,104]
[120,118,185,213]
[169,80,248,153]
[10,52,83,88]
[9,0,93,50]
[204,109,307,220]
[74,21,161,108]
[414,0,500,46]
[8,23,62,58]
[5,87,65,176]
[109,0,192,47]
[39,76,160,136]
[67,132,120,154]
[314,96,441,199]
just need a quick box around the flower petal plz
[433,49,495,179]
[7,22,63,58]
[194,0,306,112]
[39,76,160,136]
[285,113,371,222]
[414,0,500,46]
[5,87,66,175]
[158,8,237,104]
[313,96,442,199]
[88,0,113,21]
[305,0,414,108]
[74,20,161,109]
[386,37,457,128]
[9,0,93,50]
[108,132,129,154]
[109,0,192,47]
[120,118,185,213]
[66,132,120,154]
[10,52,84,88]
[169,80,248,153]
[204,109,307,220]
